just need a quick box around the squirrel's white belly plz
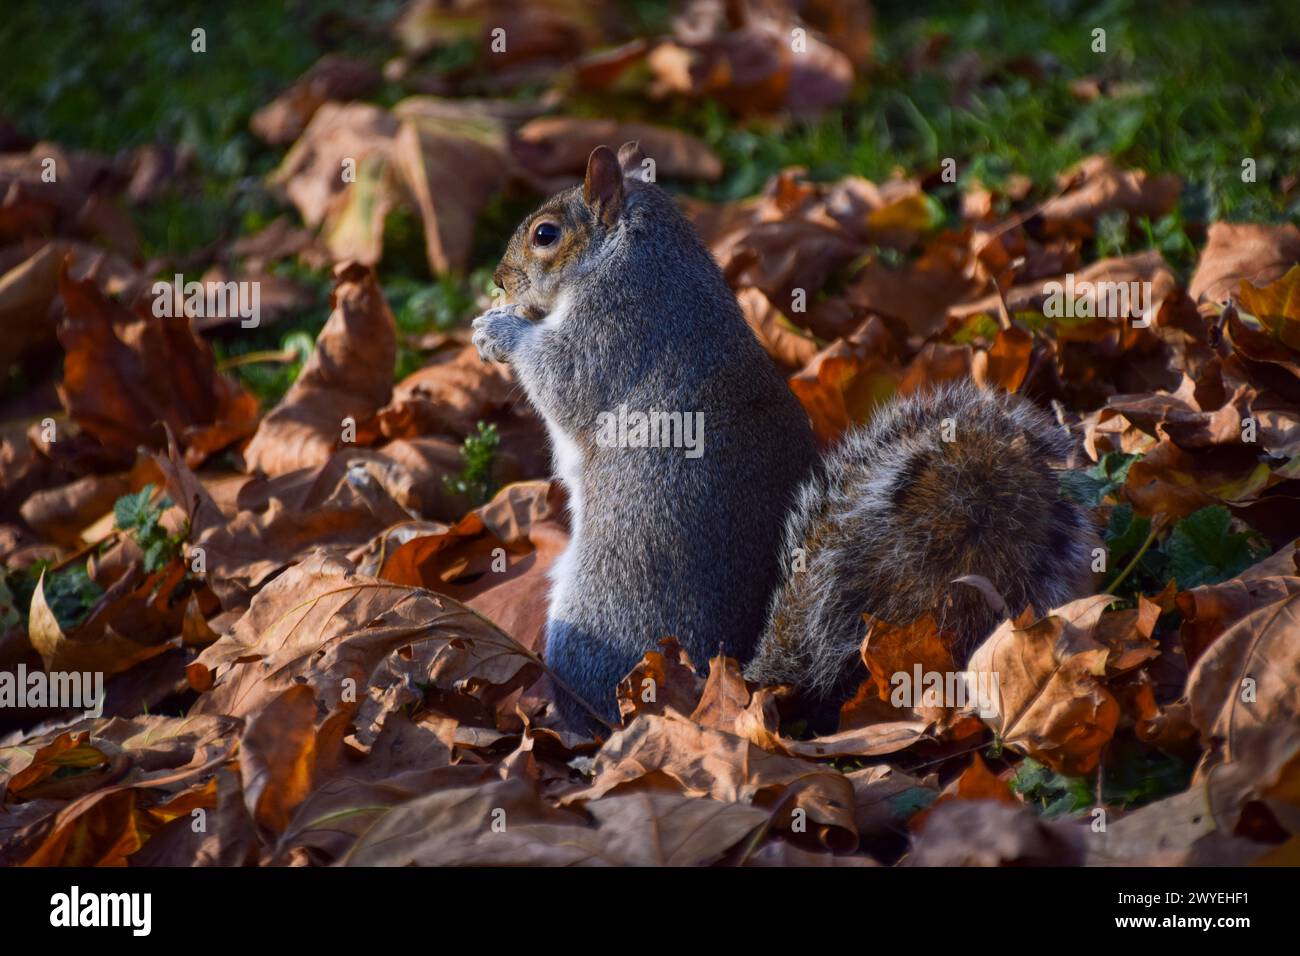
[531,295,584,535]
[527,294,584,615]
[542,417,583,614]
[548,425,584,524]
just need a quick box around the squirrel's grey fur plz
[744,379,1098,700]
[474,144,817,732]
[473,144,1095,734]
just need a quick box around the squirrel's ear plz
[583,145,624,226]
[617,140,646,174]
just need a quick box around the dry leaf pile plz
[2,0,1299,867]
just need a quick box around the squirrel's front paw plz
[471,305,532,364]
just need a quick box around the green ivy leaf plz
[113,485,156,534]
[1105,503,1150,566]
[1166,506,1267,589]
[1060,451,1140,506]
[1010,758,1094,818]
[0,569,19,632]
[1100,738,1194,808]
[112,484,182,574]
[1058,470,1106,506]
[40,565,104,632]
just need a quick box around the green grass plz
[684,0,1300,226]
[6,1,365,258]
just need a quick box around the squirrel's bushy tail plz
[744,380,1097,700]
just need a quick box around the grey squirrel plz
[472,143,1095,734]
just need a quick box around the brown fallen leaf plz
[715,220,863,318]
[897,342,975,395]
[788,316,901,443]
[2,713,239,779]
[345,776,767,866]
[1203,722,1300,840]
[847,238,984,338]
[971,324,1035,393]
[243,261,395,477]
[124,776,221,865]
[647,1,855,115]
[741,839,875,866]
[1039,155,1181,237]
[378,480,569,657]
[110,761,258,867]
[239,683,321,836]
[342,775,584,865]
[616,636,706,724]
[1092,595,1163,674]
[572,711,857,849]
[512,117,722,181]
[801,0,874,69]
[0,240,138,371]
[18,471,132,549]
[392,0,600,71]
[1186,591,1300,769]
[390,98,517,264]
[366,437,498,521]
[572,38,650,91]
[159,438,419,610]
[271,98,516,275]
[189,552,543,731]
[184,265,315,334]
[0,143,138,254]
[1,714,240,866]
[859,612,958,725]
[1118,437,1263,520]
[780,721,933,760]
[905,798,1084,866]
[954,752,1017,804]
[1103,379,1256,452]
[1189,222,1300,305]
[736,287,821,371]
[965,595,1120,775]
[250,54,381,146]
[3,731,113,799]
[1,418,63,525]
[847,764,939,845]
[391,113,512,275]
[15,787,146,866]
[270,102,398,238]
[275,760,493,865]
[371,342,519,442]
[28,560,183,680]
[1176,541,1300,664]
[951,249,1178,332]
[1086,782,1278,866]
[1239,263,1300,351]
[824,175,935,250]
[688,654,752,731]
[910,752,1019,832]
[56,260,259,465]
[229,215,329,272]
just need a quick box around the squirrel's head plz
[493,141,649,313]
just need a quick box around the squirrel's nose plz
[493,266,505,290]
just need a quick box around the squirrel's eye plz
[531,221,561,247]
